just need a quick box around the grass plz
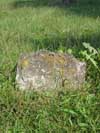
[0,0,100,132]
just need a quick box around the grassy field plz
[0,0,100,132]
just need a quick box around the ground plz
[0,0,100,132]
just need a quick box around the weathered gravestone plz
[16,50,86,91]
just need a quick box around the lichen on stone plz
[16,50,86,91]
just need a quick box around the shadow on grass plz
[12,0,63,7]
[28,32,100,54]
[12,0,100,18]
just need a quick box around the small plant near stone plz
[80,42,100,93]
[80,42,99,71]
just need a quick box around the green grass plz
[0,0,100,132]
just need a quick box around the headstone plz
[16,50,86,91]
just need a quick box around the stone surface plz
[16,50,86,90]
